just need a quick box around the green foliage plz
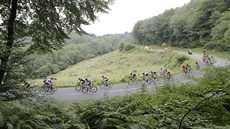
[119,43,136,51]
[211,10,230,40]
[0,0,114,89]
[22,33,130,78]
[124,44,136,51]
[205,37,230,52]
[119,43,125,51]
[131,0,230,49]
[0,98,85,129]
[1,66,230,128]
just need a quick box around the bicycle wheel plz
[134,79,140,84]
[107,82,113,88]
[49,86,57,95]
[128,79,134,85]
[141,78,148,84]
[169,75,174,81]
[82,86,89,93]
[91,86,98,93]
[75,85,81,91]
[39,86,48,95]
[99,82,105,89]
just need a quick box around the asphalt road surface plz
[46,51,230,103]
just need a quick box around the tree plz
[0,0,114,89]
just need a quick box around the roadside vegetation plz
[0,66,229,129]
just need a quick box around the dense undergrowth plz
[0,66,230,129]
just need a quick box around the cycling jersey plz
[102,76,109,81]
[150,71,157,75]
[44,79,52,87]
[79,78,86,85]
[85,79,92,86]
[130,73,137,78]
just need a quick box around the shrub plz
[124,44,135,51]
[119,43,125,51]
[177,55,189,65]
[205,37,230,52]
[119,43,135,51]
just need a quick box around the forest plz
[132,0,230,51]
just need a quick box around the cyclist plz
[102,75,109,86]
[142,72,149,82]
[43,77,53,89]
[166,70,172,79]
[186,64,192,72]
[181,65,188,74]
[209,56,215,64]
[85,78,92,86]
[24,80,31,88]
[150,70,157,79]
[78,78,86,86]
[195,62,200,70]
[188,49,192,55]
[130,72,137,80]
[160,67,167,75]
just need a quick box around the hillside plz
[32,47,196,87]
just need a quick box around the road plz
[47,51,230,103]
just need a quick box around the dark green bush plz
[119,43,136,51]
[119,43,125,51]
[124,44,135,51]
[177,55,189,65]
[205,37,230,52]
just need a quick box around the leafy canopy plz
[0,0,114,52]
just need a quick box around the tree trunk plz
[0,0,18,86]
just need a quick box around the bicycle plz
[75,82,97,93]
[161,73,174,81]
[141,75,152,84]
[39,84,57,95]
[128,76,140,85]
[99,81,113,89]
[149,74,159,82]
[196,64,200,70]
[82,85,98,93]
[165,74,174,81]
[75,82,83,91]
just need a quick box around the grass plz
[31,47,197,87]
